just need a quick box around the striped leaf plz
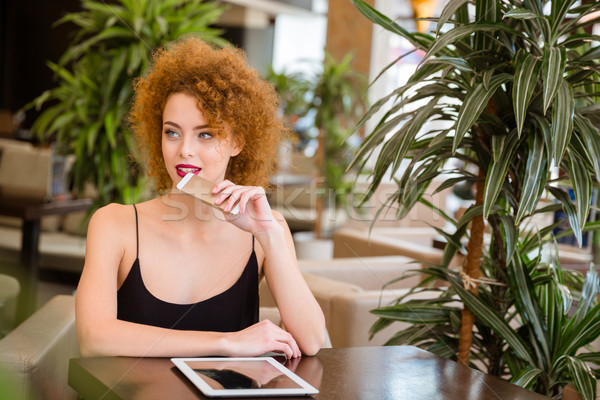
[503,8,539,20]
[548,186,582,246]
[512,52,541,136]
[558,356,596,400]
[542,47,566,114]
[351,0,428,51]
[516,132,547,224]
[567,150,592,247]
[531,113,552,162]
[497,215,517,264]
[483,132,520,219]
[453,74,513,153]
[507,255,551,365]
[574,114,600,183]
[551,80,574,165]
[550,0,581,44]
[389,97,439,177]
[445,269,534,363]
[371,304,453,324]
[511,366,543,389]
[572,265,600,325]
[424,24,518,62]
[421,56,474,73]
[537,277,561,361]
[436,0,469,34]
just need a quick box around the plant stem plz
[457,170,485,365]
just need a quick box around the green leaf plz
[371,303,453,324]
[503,8,539,20]
[548,186,582,245]
[566,150,592,247]
[483,132,520,219]
[572,265,600,325]
[425,24,519,62]
[551,80,574,165]
[421,56,474,73]
[510,366,543,389]
[497,215,517,264]
[351,0,429,51]
[542,47,566,115]
[444,269,534,363]
[574,114,600,183]
[453,74,512,153]
[507,255,551,368]
[558,356,596,400]
[104,109,117,149]
[388,97,439,177]
[516,131,547,224]
[436,0,469,34]
[512,52,541,137]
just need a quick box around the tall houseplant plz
[267,54,367,238]
[306,52,367,237]
[26,0,227,207]
[350,0,600,398]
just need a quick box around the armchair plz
[260,256,438,347]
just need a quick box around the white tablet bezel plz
[171,357,319,398]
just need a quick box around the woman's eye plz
[164,129,180,138]
[199,132,213,139]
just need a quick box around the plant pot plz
[292,231,333,260]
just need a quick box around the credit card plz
[176,173,240,215]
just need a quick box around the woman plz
[75,38,326,358]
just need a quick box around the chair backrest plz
[0,295,79,400]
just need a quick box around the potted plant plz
[266,54,367,258]
[25,0,227,208]
[350,0,600,398]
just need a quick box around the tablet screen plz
[189,360,302,389]
[171,357,318,397]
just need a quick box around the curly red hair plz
[129,38,284,192]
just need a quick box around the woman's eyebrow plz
[163,121,209,130]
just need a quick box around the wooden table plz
[0,197,93,322]
[68,346,548,399]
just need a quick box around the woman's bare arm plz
[258,211,326,356]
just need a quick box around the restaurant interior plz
[0,0,599,399]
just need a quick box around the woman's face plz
[161,92,242,188]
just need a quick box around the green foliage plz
[351,0,600,397]
[266,53,367,208]
[265,66,311,118]
[25,0,227,207]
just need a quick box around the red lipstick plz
[175,164,201,178]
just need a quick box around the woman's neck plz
[158,190,226,227]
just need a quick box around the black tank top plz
[117,205,259,331]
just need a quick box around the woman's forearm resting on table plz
[256,224,326,356]
[77,317,228,358]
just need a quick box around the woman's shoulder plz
[91,203,135,222]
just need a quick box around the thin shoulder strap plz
[132,204,139,259]
[252,235,255,251]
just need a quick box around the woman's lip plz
[176,164,201,178]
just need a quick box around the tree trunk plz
[457,170,485,365]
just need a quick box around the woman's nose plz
[178,135,195,158]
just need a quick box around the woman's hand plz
[212,180,280,234]
[224,319,301,358]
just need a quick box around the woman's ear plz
[230,135,244,157]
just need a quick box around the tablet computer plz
[171,357,319,398]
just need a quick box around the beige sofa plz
[333,226,465,267]
[260,256,435,347]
